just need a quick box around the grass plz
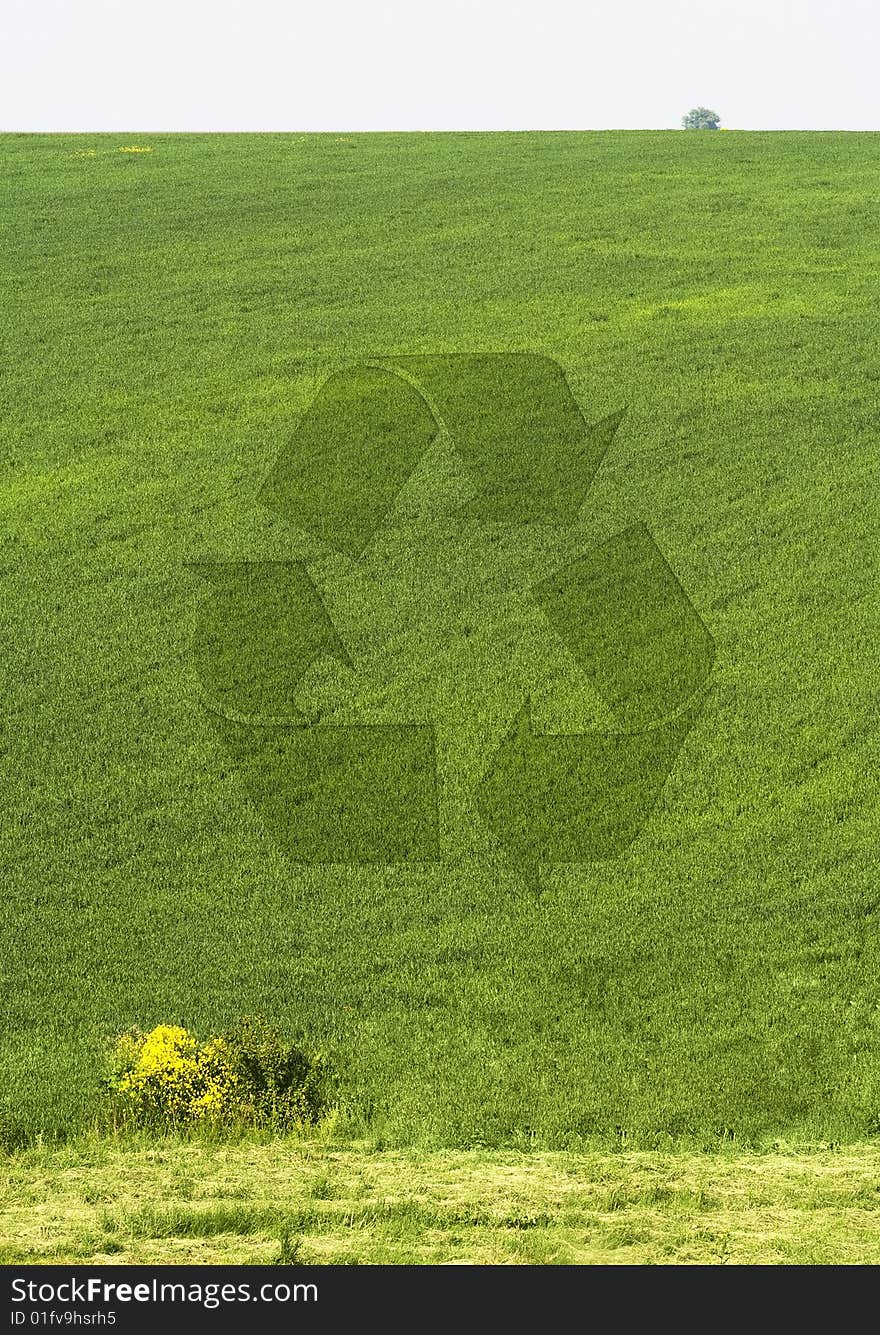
[5,1138,880,1265]
[1,130,879,1151]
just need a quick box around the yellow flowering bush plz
[105,1018,327,1132]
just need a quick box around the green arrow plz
[534,523,715,732]
[475,693,706,870]
[190,560,350,719]
[259,365,438,557]
[383,353,624,524]
[207,714,440,864]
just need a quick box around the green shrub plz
[219,1015,327,1128]
[104,1017,328,1133]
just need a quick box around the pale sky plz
[1,0,877,132]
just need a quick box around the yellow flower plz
[191,1081,226,1119]
[106,1018,322,1131]
[122,1025,198,1090]
[118,146,153,153]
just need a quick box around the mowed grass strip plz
[4,1140,880,1265]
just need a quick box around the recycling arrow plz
[190,353,715,872]
[208,714,440,864]
[260,364,438,558]
[381,354,625,525]
[474,522,715,867]
[191,559,440,862]
[259,355,625,555]
[190,560,350,720]
[534,522,715,732]
[475,692,706,868]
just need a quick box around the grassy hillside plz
[2,131,879,1149]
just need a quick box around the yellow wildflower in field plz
[72,149,97,157]
[118,146,153,153]
[123,1024,197,1083]
[112,1025,202,1121]
[191,1036,238,1120]
[109,1026,241,1127]
[105,1017,326,1133]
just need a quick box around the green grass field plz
[2,130,879,1154]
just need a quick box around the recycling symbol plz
[191,354,714,875]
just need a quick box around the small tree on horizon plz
[682,107,721,129]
